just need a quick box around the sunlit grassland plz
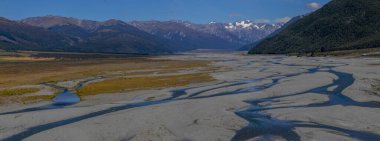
[77,73,214,96]
[3,95,55,105]
[0,51,215,104]
[19,95,55,104]
[0,88,40,97]
[0,51,55,62]
[0,88,62,105]
[0,58,210,88]
[0,88,43,104]
[0,51,29,57]
[0,56,55,62]
[125,69,184,76]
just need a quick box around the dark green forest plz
[249,0,380,54]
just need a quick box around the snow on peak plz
[224,20,267,30]
[235,20,253,28]
[225,22,234,29]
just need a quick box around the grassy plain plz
[77,73,213,96]
[0,53,209,88]
[0,88,40,97]
[0,51,214,104]
[0,87,43,104]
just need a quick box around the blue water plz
[52,90,81,106]
[2,60,380,141]
[52,77,103,106]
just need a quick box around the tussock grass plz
[4,95,55,105]
[0,57,54,62]
[0,52,215,105]
[20,95,55,103]
[0,51,55,62]
[0,88,40,97]
[160,61,209,69]
[77,73,214,96]
[126,69,181,76]
[0,51,29,57]
[0,58,210,88]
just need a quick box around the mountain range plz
[3,0,379,55]
[0,16,173,54]
[0,15,283,54]
[249,0,380,54]
[241,15,304,51]
[130,20,282,51]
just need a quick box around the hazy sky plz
[0,0,330,23]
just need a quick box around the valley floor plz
[0,53,380,141]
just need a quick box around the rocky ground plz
[0,53,379,141]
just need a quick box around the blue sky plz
[0,0,330,23]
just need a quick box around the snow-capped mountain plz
[189,20,283,45]
[130,21,241,51]
[130,20,284,50]
[240,15,305,51]
[10,15,287,53]
[224,20,282,30]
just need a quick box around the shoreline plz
[0,53,379,141]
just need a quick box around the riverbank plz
[0,51,214,106]
[0,53,379,141]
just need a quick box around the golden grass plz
[0,51,55,62]
[0,52,217,105]
[0,51,29,57]
[125,71,157,76]
[77,73,214,96]
[0,57,55,61]
[0,88,40,97]
[0,58,210,88]
[126,69,181,76]
[3,95,55,105]
[0,88,58,105]
[0,87,45,105]
[160,61,209,69]
[20,95,55,103]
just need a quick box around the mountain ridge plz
[1,16,173,54]
[249,0,380,54]
[1,15,285,53]
[130,20,283,51]
[240,15,304,51]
